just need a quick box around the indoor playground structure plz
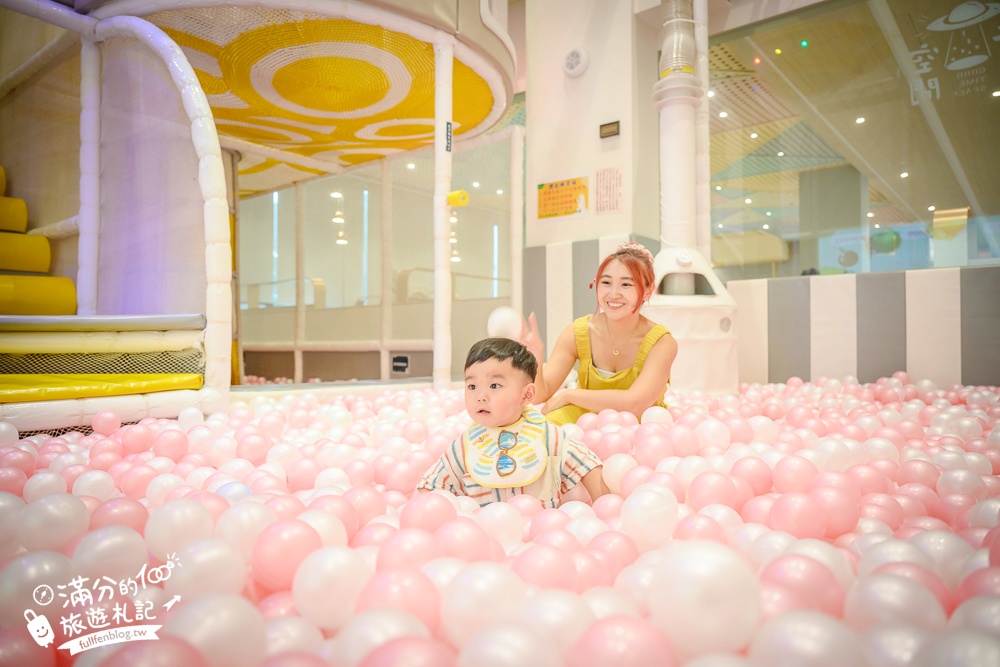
[2,0,1000,665]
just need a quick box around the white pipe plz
[432,35,455,390]
[77,40,101,316]
[244,340,433,352]
[693,0,712,263]
[509,125,524,315]
[94,16,230,410]
[654,0,702,295]
[27,215,78,239]
[0,0,97,36]
[380,158,393,381]
[219,136,343,175]
[294,182,305,384]
[0,32,79,101]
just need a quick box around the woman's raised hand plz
[520,312,545,365]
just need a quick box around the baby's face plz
[464,358,532,428]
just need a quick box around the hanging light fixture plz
[336,230,348,245]
[450,248,461,262]
[449,231,457,244]
[332,210,345,223]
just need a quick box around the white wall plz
[525,0,657,248]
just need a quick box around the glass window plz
[709,0,999,280]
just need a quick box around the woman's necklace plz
[604,315,642,356]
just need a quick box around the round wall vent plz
[563,47,589,78]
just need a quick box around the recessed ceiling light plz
[450,215,458,223]
[707,90,715,98]
[874,224,881,229]
[750,132,759,139]
[330,192,343,198]
[774,48,782,55]
[496,189,504,195]
[993,90,1000,97]
[867,212,875,218]
[777,151,785,157]
[744,198,752,204]
[406,163,415,170]
[928,205,936,211]
[715,185,722,191]
[900,172,909,178]
[719,111,728,118]
[717,224,723,229]
[856,117,865,124]
[766,211,772,216]
[762,224,770,230]
[472,182,480,188]
[754,57,761,65]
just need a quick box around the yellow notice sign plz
[538,177,588,219]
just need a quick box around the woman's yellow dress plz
[545,314,671,426]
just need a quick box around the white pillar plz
[380,158,393,380]
[509,125,524,315]
[432,36,455,389]
[294,182,305,383]
[78,40,101,315]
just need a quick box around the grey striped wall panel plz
[532,239,998,388]
[961,266,1000,386]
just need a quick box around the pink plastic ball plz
[773,456,820,493]
[511,544,577,590]
[398,492,457,532]
[731,456,773,496]
[566,615,677,667]
[687,471,741,511]
[357,637,456,667]
[769,493,828,539]
[121,464,158,499]
[434,517,492,561]
[355,569,441,633]
[122,424,153,454]
[759,554,845,617]
[92,411,122,437]
[308,496,359,541]
[674,513,727,542]
[376,528,441,571]
[152,430,189,462]
[258,590,299,620]
[352,522,398,548]
[252,519,323,591]
[344,486,389,526]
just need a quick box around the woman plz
[521,242,678,425]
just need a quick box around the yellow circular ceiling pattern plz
[148,8,498,188]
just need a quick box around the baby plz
[417,337,609,507]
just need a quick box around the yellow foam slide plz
[0,196,27,233]
[0,231,50,273]
[0,373,204,403]
[0,275,76,315]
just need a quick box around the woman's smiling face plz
[597,258,643,317]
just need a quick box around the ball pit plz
[1,372,1000,665]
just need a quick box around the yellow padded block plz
[0,275,76,315]
[0,197,27,233]
[0,231,50,273]
[0,373,204,403]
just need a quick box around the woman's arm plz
[522,315,578,404]
[541,333,678,416]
